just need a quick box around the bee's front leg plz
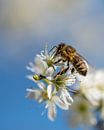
[54,59,64,64]
[60,60,70,75]
[54,60,69,78]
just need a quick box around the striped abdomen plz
[72,54,88,76]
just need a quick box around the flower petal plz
[53,96,69,110]
[46,67,54,77]
[34,56,48,74]
[60,89,73,106]
[47,85,53,99]
[37,82,46,90]
[26,75,36,82]
[26,88,43,102]
[26,62,36,73]
[64,89,73,103]
[47,102,57,121]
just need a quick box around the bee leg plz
[54,61,69,78]
[54,59,67,77]
[54,66,64,78]
[54,59,64,64]
[71,67,75,74]
[60,61,70,75]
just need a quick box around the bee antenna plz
[49,46,57,53]
[49,46,58,57]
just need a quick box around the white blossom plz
[26,44,77,121]
[81,70,104,105]
[50,74,75,106]
[26,82,69,121]
[36,44,56,68]
[80,70,104,119]
[26,56,54,77]
[68,95,96,127]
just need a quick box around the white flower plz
[26,44,78,121]
[52,73,76,88]
[51,74,75,106]
[68,95,96,128]
[26,45,56,83]
[36,44,56,68]
[47,73,76,108]
[26,56,54,76]
[80,69,104,120]
[26,56,76,109]
[81,70,104,106]
[26,82,69,121]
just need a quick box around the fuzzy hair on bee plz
[52,43,89,76]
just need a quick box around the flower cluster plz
[80,70,104,119]
[26,44,104,128]
[68,95,96,127]
[67,70,104,129]
[26,45,77,121]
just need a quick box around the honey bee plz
[52,43,89,76]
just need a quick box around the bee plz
[52,43,89,76]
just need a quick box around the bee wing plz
[76,52,87,62]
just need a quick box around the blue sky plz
[0,0,104,130]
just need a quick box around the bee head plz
[50,43,66,58]
[58,43,65,50]
[55,43,66,55]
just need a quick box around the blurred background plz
[0,0,104,130]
